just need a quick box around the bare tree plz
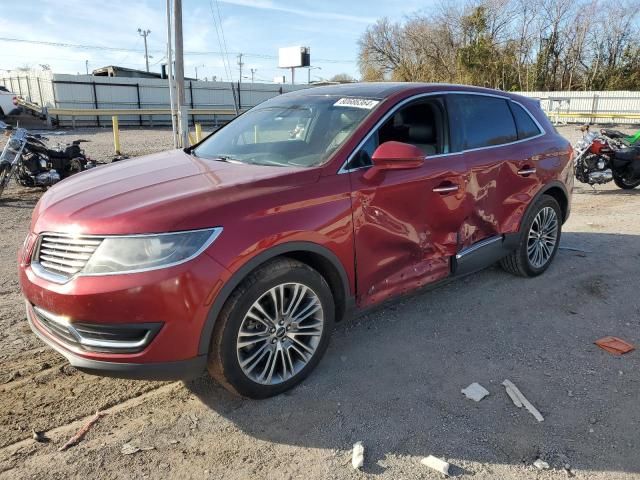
[357,0,640,90]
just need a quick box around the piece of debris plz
[559,246,592,254]
[121,442,156,455]
[461,382,490,402]
[32,429,48,443]
[5,371,20,383]
[594,336,635,355]
[533,459,550,470]
[421,455,450,476]
[59,410,106,451]
[502,380,544,422]
[351,441,364,469]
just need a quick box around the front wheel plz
[0,162,12,198]
[500,195,562,277]
[613,173,640,190]
[207,258,335,398]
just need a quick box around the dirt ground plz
[0,121,639,479]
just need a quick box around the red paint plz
[18,83,572,371]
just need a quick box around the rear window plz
[510,102,542,139]
[448,94,517,151]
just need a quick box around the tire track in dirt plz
[0,364,170,448]
[0,382,181,470]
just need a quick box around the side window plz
[510,102,542,140]
[346,97,447,170]
[350,133,378,169]
[447,95,517,151]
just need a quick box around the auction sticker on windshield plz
[333,98,380,109]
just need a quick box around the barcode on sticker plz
[333,98,379,109]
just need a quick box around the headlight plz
[83,228,222,275]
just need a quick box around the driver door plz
[348,97,470,308]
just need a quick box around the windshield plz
[193,95,379,167]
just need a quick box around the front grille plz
[34,233,104,280]
[31,305,162,354]
[32,306,81,348]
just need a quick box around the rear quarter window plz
[447,94,517,151]
[510,102,542,139]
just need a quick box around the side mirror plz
[363,141,424,180]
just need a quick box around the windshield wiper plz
[211,155,245,164]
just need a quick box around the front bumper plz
[27,303,207,380]
[19,247,231,380]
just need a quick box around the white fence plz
[2,71,639,127]
[518,90,640,125]
[0,71,308,127]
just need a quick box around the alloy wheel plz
[236,282,324,385]
[527,206,558,268]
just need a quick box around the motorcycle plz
[0,121,101,198]
[573,125,640,190]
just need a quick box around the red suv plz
[19,83,573,398]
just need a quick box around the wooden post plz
[195,123,202,142]
[112,116,121,155]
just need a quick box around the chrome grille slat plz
[39,255,87,268]
[39,249,93,261]
[40,237,102,246]
[41,242,97,253]
[39,261,79,274]
[34,233,104,280]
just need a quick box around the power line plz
[0,36,355,64]
[208,0,233,81]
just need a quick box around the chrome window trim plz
[338,91,546,174]
[31,227,223,284]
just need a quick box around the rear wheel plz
[207,258,334,398]
[500,195,561,277]
[613,173,640,190]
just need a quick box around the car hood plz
[32,149,321,235]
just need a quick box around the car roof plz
[282,82,523,101]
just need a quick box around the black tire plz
[0,162,11,199]
[68,158,84,175]
[207,258,335,399]
[613,174,640,190]
[500,195,562,277]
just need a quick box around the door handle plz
[517,167,537,176]
[433,183,459,193]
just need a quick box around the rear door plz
[446,93,541,247]
[347,96,470,308]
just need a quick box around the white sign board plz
[279,46,306,68]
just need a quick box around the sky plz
[1,0,429,84]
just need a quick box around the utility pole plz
[166,0,177,148]
[250,68,257,83]
[237,53,244,83]
[85,60,89,75]
[195,64,204,80]
[138,28,151,72]
[307,66,321,84]
[173,0,188,148]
